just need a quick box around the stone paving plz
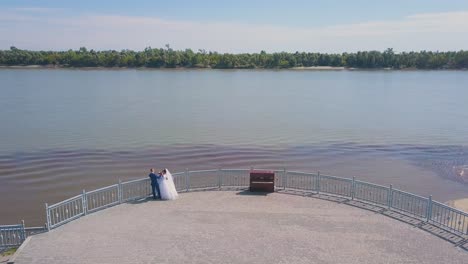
[14,191,468,264]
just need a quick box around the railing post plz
[21,220,26,241]
[45,203,51,231]
[217,168,222,189]
[351,177,356,200]
[317,171,321,194]
[426,195,433,222]
[283,168,287,190]
[82,189,88,216]
[387,184,393,209]
[185,168,190,192]
[250,167,254,189]
[118,179,123,204]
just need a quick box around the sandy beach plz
[291,66,348,70]
[448,198,468,212]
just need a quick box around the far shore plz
[0,65,351,71]
[1,65,466,71]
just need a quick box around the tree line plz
[1,46,468,69]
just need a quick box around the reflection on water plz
[0,143,467,225]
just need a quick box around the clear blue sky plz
[1,0,468,52]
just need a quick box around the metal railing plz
[0,224,25,248]
[390,189,429,219]
[353,180,389,206]
[2,167,468,249]
[121,178,151,202]
[46,195,84,229]
[86,185,120,213]
[219,169,250,188]
[0,221,46,249]
[172,172,186,191]
[187,169,220,189]
[284,171,318,191]
[319,174,353,197]
[430,201,468,235]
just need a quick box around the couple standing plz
[149,168,178,200]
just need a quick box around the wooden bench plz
[250,170,275,192]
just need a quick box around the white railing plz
[0,221,46,249]
[2,168,468,249]
[353,180,389,206]
[121,178,151,202]
[390,189,429,219]
[85,184,120,213]
[319,173,353,197]
[430,201,468,235]
[0,224,25,248]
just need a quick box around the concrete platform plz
[13,191,467,264]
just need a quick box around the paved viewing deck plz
[13,191,467,264]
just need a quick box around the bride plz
[158,169,178,200]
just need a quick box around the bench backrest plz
[250,171,275,182]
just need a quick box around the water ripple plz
[1,143,468,225]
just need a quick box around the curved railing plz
[2,168,468,248]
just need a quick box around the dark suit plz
[149,172,162,199]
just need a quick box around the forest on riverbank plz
[1,46,468,69]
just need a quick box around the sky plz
[1,0,468,53]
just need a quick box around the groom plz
[149,168,163,200]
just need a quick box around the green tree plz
[0,47,467,70]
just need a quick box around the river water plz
[1,69,467,225]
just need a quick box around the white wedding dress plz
[158,169,178,200]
